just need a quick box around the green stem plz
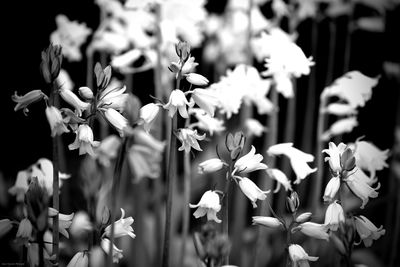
[38,232,44,267]
[310,96,328,214]
[222,171,232,265]
[252,86,279,267]
[106,138,128,267]
[50,82,60,263]
[180,116,192,267]
[162,116,177,267]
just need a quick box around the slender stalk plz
[310,96,328,213]
[326,19,337,86]
[86,51,94,90]
[50,82,60,262]
[343,9,353,73]
[180,150,191,267]
[180,116,192,267]
[106,138,128,267]
[389,185,400,267]
[252,86,279,267]
[222,171,232,265]
[162,116,177,267]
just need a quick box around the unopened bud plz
[101,206,110,226]
[175,41,191,62]
[340,147,356,171]
[186,73,209,86]
[79,87,94,100]
[94,62,112,89]
[123,93,141,126]
[286,191,300,213]
[40,43,63,83]
[168,62,180,73]
[295,212,312,223]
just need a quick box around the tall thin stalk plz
[180,117,192,267]
[252,86,279,267]
[222,168,232,265]
[162,115,177,267]
[106,138,128,267]
[310,96,328,213]
[50,82,60,262]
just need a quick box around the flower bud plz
[78,86,94,100]
[295,212,312,223]
[168,62,180,73]
[286,191,300,213]
[101,206,111,226]
[186,73,209,86]
[340,147,356,171]
[123,93,141,126]
[175,41,191,62]
[198,158,225,174]
[225,131,245,160]
[40,43,63,83]
[94,62,112,89]
[252,216,283,229]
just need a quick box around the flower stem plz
[222,170,232,265]
[38,232,44,267]
[252,86,278,267]
[162,116,177,267]
[310,96,328,213]
[106,137,128,267]
[50,82,60,263]
[180,116,192,267]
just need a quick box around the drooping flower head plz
[176,128,206,153]
[104,208,135,239]
[237,177,270,208]
[354,215,385,247]
[189,190,222,223]
[234,146,268,174]
[68,124,100,156]
[288,244,319,267]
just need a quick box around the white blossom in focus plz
[354,215,385,247]
[189,190,222,223]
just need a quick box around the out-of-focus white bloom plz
[50,14,92,62]
[111,49,142,71]
[30,158,71,196]
[324,201,345,231]
[78,86,94,100]
[104,108,129,137]
[67,251,88,267]
[68,124,100,156]
[0,219,13,238]
[139,103,161,133]
[354,215,385,247]
[323,176,341,202]
[8,170,30,202]
[128,129,165,182]
[251,28,294,62]
[101,238,123,263]
[189,190,222,223]
[16,218,33,239]
[186,73,209,86]
[189,108,226,136]
[48,208,74,238]
[322,142,348,175]
[59,88,91,116]
[234,146,268,173]
[272,0,289,18]
[57,69,75,92]
[198,158,226,174]
[191,88,219,116]
[266,168,292,192]
[94,135,121,167]
[104,208,135,239]
[45,106,70,137]
[297,222,329,240]
[321,117,359,141]
[245,118,266,137]
[163,89,192,118]
[70,211,93,238]
[322,71,379,108]
[350,140,389,179]
[252,216,283,229]
[344,170,379,209]
[288,244,319,267]
[237,177,270,208]
[98,83,128,112]
[177,128,206,153]
[267,143,317,183]
[323,103,358,116]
